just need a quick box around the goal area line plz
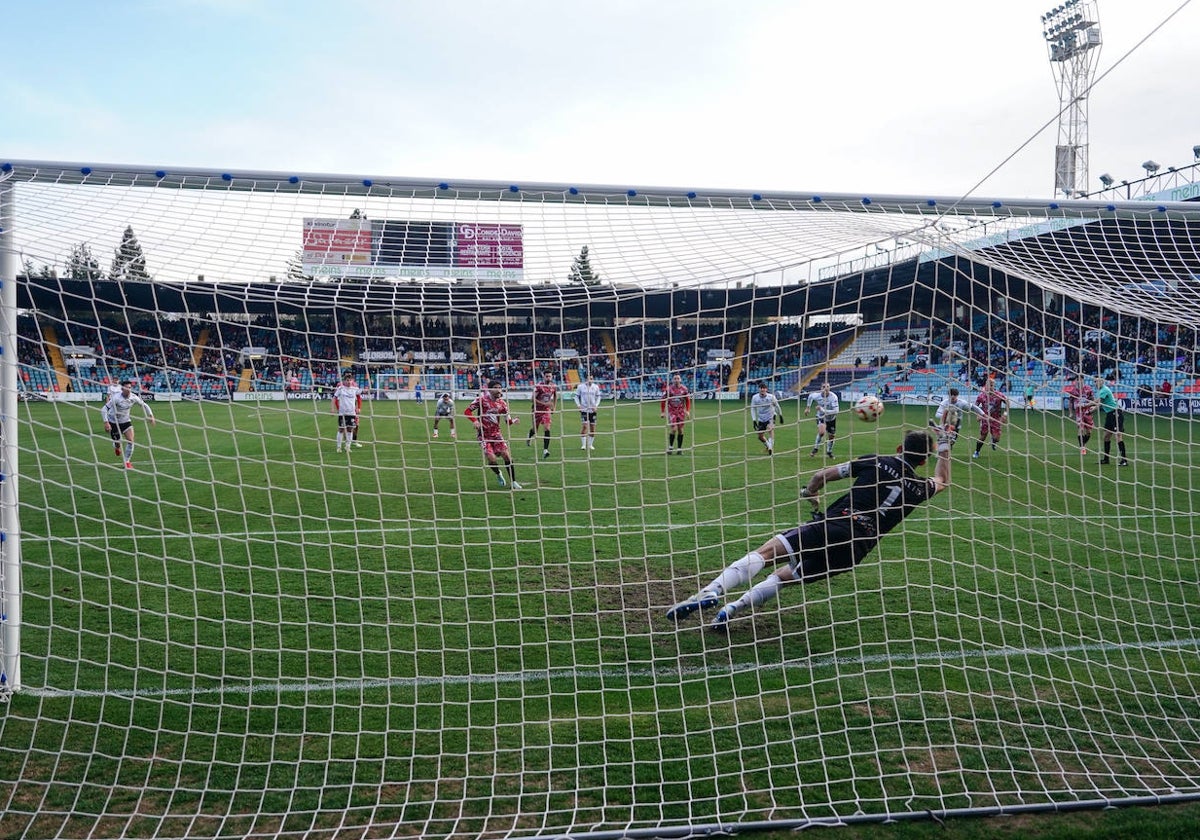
[22,634,1200,701]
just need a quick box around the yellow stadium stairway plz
[42,325,72,392]
[238,368,254,393]
[602,331,620,373]
[191,327,211,367]
[565,368,581,386]
[726,331,747,392]
[407,369,422,391]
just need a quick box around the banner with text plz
[303,218,523,280]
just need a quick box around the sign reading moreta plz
[302,218,523,280]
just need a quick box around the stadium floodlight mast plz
[1041,0,1102,198]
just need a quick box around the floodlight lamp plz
[1098,173,1114,187]
[1142,160,1160,174]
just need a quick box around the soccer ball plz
[854,395,884,422]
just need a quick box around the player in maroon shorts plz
[1062,373,1096,454]
[972,377,1010,459]
[526,370,559,459]
[464,380,522,489]
[660,373,692,455]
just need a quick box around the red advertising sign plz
[302,219,373,265]
[455,223,524,269]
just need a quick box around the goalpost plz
[2,159,1200,838]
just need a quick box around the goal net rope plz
[1,160,1199,838]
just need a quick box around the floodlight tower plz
[1041,0,1102,197]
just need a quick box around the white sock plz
[707,551,766,597]
[589,435,595,446]
[124,442,134,460]
[730,571,784,613]
[767,436,774,449]
[813,435,823,447]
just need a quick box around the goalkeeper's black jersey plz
[823,455,936,539]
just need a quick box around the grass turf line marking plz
[23,636,1200,700]
[23,508,1196,546]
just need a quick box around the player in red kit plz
[971,377,1010,459]
[464,380,523,489]
[660,373,692,455]
[526,370,559,459]
[1062,373,1096,454]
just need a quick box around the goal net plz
[2,160,1200,838]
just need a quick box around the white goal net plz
[2,160,1200,838]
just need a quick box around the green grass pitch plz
[3,397,1200,837]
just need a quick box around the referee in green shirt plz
[1093,376,1129,466]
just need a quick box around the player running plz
[804,382,840,458]
[101,382,125,458]
[102,380,156,470]
[749,382,784,455]
[930,387,973,448]
[660,373,692,455]
[464,380,523,489]
[526,370,559,458]
[971,377,1009,459]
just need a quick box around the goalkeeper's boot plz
[709,607,734,633]
[543,449,550,459]
[1118,458,1129,466]
[666,590,719,623]
[125,461,133,470]
[511,481,523,490]
[354,442,363,448]
[1100,456,1111,465]
[496,474,507,488]
[450,429,457,438]
[432,430,439,439]
[114,442,122,457]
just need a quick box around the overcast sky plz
[6,0,1197,200]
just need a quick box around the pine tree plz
[66,243,103,280]
[109,226,150,282]
[286,249,311,282]
[568,245,600,286]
